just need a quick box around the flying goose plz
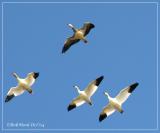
[5,72,39,102]
[99,82,139,122]
[62,22,95,53]
[67,76,104,111]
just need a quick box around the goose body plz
[5,72,39,102]
[99,82,139,122]
[62,22,95,53]
[68,76,104,111]
[74,30,85,40]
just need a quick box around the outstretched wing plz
[67,95,85,111]
[80,22,95,36]
[84,76,104,98]
[24,72,39,86]
[5,86,25,102]
[62,36,80,53]
[99,103,116,122]
[116,82,139,105]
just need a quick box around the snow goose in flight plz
[67,76,104,111]
[5,72,39,102]
[99,82,139,122]
[62,22,95,53]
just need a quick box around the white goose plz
[5,72,39,102]
[62,22,95,53]
[99,82,139,122]
[68,76,104,111]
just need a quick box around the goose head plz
[73,85,81,94]
[68,24,74,29]
[68,24,77,32]
[12,72,19,79]
[104,92,111,100]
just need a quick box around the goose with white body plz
[99,82,139,122]
[68,76,104,111]
[5,72,39,102]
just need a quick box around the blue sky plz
[1,0,159,132]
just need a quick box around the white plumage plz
[5,72,39,102]
[99,82,139,122]
[67,76,104,111]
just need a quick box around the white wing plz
[67,95,85,111]
[99,103,116,122]
[116,82,139,105]
[24,77,35,86]
[5,86,25,102]
[84,76,104,98]
[7,86,25,96]
[24,72,39,86]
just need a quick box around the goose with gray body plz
[62,22,95,53]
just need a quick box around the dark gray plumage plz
[62,22,95,53]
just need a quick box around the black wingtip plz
[5,95,15,102]
[99,113,107,122]
[87,22,95,28]
[67,104,76,111]
[128,82,139,93]
[62,46,68,54]
[95,76,104,86]
[33,72,39,79]
[62,48,65,54]
[90,23,95,28]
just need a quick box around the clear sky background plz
[1,0,159,132]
